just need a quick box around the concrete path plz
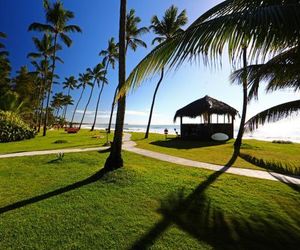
[122,133,300,185]
[0,146,109,159]
[0,133,299,185]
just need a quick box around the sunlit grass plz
[131,132,300,175]
[0,129,113,154]
[0,151,299,249]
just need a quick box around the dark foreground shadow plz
[150,138,226,150]
[0,168,108,215]
[130,153,300,249]
[240,153,300,176]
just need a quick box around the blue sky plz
[1,0,299,138]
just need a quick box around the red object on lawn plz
[66,127,79,134]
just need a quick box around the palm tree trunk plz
[107,86,118,133]
[233,47,248,160]
[63,86,71,121]
[38,56,48,133]
[104,0,126,171]
[70,87,85,127]
[43,33,58,136]
[91,82,106,131]
[91,63,109,131]
[145,67,164,139]
[79,81,95,130]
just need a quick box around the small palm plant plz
[28,0,81,136]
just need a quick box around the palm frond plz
[64,25,82,33]
[28,23,54,32]
[59,33,72,47]
[245,100,300,131]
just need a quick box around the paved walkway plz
[0,133,299,185]
[122,133,300,185]
[0,146,109,158]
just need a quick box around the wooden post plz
[180,116,183,138]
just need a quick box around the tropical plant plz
[231,45,300,132]
[28,0,81,136]
[0,111,35,142]
[79,63,107,129]
[51,92,65,117]
[91,38,118,132]
[122,0,300,163]
[0,32,11,96]
[69,72,93,127]
[104,0,127,171]
[107,8,148,134]
[144,5,187,139]
[62,76,77,120]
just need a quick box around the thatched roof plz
[174,95,238,122]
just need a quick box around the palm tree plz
[144,5,187,139]
[28,0,81,136]
[107,9,148,134]
[79,63,107,130]
[94,38,118,132]
[51,92,65,117]
[100,38,119,133]
[62,76,77,120]
[28,34,62,131]
[231,46,300,132]
[0,32,11,96]
[104,0,127,171]
[122,1,300,163]
[70,72,93,127]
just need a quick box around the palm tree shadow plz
[0,168,108,215]
[129,153,300,249]
[150,138,226,150]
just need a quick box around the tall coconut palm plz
[100,38,119,133]
[51,92,65,117]
[79,63,107,130]
[104,0,127,171]
[70,72,93,127]
[28,0,81,136]
[0,32,11,96]
[122,0,300,164]
[62,76,77,120]
[107,9,148,134]
[231,45,300,132]
[28,34,62,131]
[91,38,118,132]
[144,5,187,139]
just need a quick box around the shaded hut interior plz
[174,95,238,140]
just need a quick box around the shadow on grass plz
[150,138,226,150]
[130,153,300,249]
[240,153,300,176]
[0,168,108,215]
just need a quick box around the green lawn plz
[0,129,113,154]
[0,151,299,249]
[131,133,300,175]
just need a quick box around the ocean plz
[82,122,300,143]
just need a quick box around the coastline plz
[80,124,300,143]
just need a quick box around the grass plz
[0,151,299,249]
[0,129,113,154]
[131,132,300,175]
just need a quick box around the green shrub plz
[53,140,68,144]
[0,111,35,142]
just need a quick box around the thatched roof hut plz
[174,95,238,122]
[174,95,238,140]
